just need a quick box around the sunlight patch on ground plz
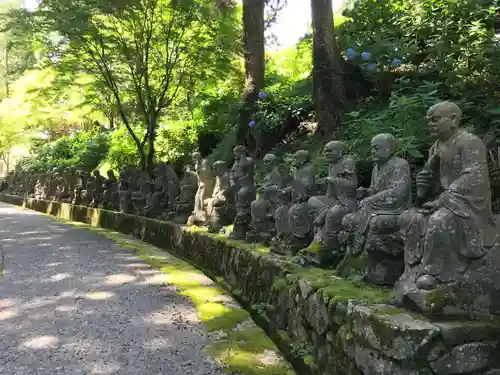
[103,273,137,286]
[84,291,115,300]
[21,335,60,349]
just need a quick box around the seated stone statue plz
[271,150,316,255]
[394,101,500,319]
[300,141,357,266]
[132,180,152,216]
[90,170,105,208]
[168,165,198,224]
[206,161,236,233]
[246,185,278,245]
[338,134,411,285]
[80,173,94,206]
[228,145,256,240]
[118,171,133,214]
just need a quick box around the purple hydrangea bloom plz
[361,51,371,61]
[366,62,377,71]
[347,48,356,60]
[258,91,267,100]
[391,58,402,68]
[249,120,256,128]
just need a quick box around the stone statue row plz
[3,101,500,319]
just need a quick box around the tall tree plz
[237,0,265,151]
[8,0,238,173]
[310,0,346,138]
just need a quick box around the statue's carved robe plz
[353,156,411,235]
[401,129,496,283]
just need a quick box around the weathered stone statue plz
[271,150,316,255]
[206,161,236,233]
[101,172,118,211]
[262,153,283,190]
[394,101,500,319]
[300,141,357,266]
[90,170,105,208]
[338,134,411,285]
[118,169,133,214]
[188,152,215,226]
[144,166,167,219]
[246,185,278,245]
[228,145,256,240]
[168,165,198,224]
[132,179,151,216]
[81,173,94,206]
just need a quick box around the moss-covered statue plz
[228,145,255,240]
[338,134,411,285]
[300,141,357,266]
[206,161,236,233]
[271,150,316,255]
[394,101,500,319]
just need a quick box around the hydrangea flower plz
[258,91,267,100]
[391,58,402,68]
[347,48,356,60]
[249,120,256,128]
[361,51,371,61]
[366,62,377,71]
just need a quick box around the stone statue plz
[144,166,168,219]
[394,101,500,319]
[270,164,293,249]
[81,173,94,206]
[262,153,284,190]
[301,141,357,266]
[132,179,151,216]
[188,152,215,226]
[118,169,133,214]
[228,145,256,240]
[246,185,278,245]
[90,170,105,208]
[271,150,316,255]
[338,134,412,285]
[206,161,236,233]
[168,165,198,224]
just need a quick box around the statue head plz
[212,160,227,176]
[263,153,278,171]
[107,170,115,179]
[292,150,309,167]
[427,101,462,141]
[233,145,247,159]
[323,141,346,163]
[93,170,101,177]
[371,133,397,163]
[192,151,202,163]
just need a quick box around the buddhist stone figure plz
[262,154,283,190]
[272,150,316,255]
[394,101,500,319]
[338,134,411,285]
[301,141,357,266]
[90,170,104,208]
[206,161,235,233]
[188,152,215,226]
[246,185,278,245]
[118,169,133,214]
[168,165,198,224]
[229,145,256,240]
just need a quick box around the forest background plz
[1,0,500,208]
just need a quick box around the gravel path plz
[0,202,231,375]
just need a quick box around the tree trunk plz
[146,119,156,176]
[236,0,265,154]
[311,0,345,138]
[3,45,9,98]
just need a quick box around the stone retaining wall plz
[2,194,500,375]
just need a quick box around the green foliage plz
[344,79,441,164]
[20,131,109,172]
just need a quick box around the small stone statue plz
[262,153,284,190]
[206,161,236,233]
[144,166,167,219]
[301,141,357,266]
[90,170,105,208]
[270,164,293,249]
[81,173,94,206]
[271,150,316,255]
[228,145,256,240]
[188,152,215,226]
[338,134,411,285]
[168,165,198,224]
[394,101,500,319]
[118,169,133,214]
[131,179,151,216]
[246,185,278,245]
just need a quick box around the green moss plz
[271,277,289,291]
[423,287,456,312]
[317,276,391,305]
[372,306,407,316]
[303,241,321,253]
[205,327,295,375]
[336,254,367,278]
